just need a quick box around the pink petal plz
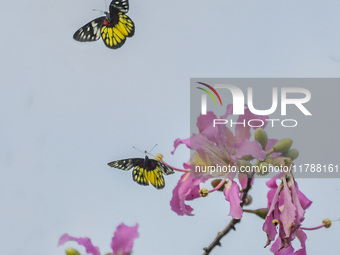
[238,173,249,190]
[58,234,100,255]
[266,173,283,189]
[111,223,139,255]
[235,107,269,142]
[280,178,296,242]
[238,173,254,190]
[270,237,294,255]
[170,173,195,216]
[170,172,207,216]
[294,229,307,255]
[171,138,190,154]
[220,104,234,119]
[197,111,217,133]
[287,179,305,227]
[266,173,284,208]
[172,134,211,155]
[231,139,266,161]
[223,180,243,219]
[189,134,212,151]
[217,124,237,148]
[295,183,312,210]
[183,162,191,169]
[267,189,277,209]
[263,183,282,246]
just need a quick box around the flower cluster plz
[58,103,336,255]
[58,223,139,255]
[263,173,312,254]
[166,105,320,254]
[169,105,270,217]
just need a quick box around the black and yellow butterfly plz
[108,155,174,189]
[73,0,134,49]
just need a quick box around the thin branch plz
[203,174,254,255]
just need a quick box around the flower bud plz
[271,157,292,167]
[282,148,299,161]
[243,208,269,219]
[241,155,254,161]
[255,128,268,150]
[323,218,332,228]
[238,160,253,174]
[255,162,269,175]
[65,248,81,255]
[200,187,209,197]
[244,194,253,205]
[211,179,226,192]
[273,139,293,154]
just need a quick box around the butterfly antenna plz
[132,146,145,155]
[147,144,158,155]
[92,9,106,15]
[132,145,158,158]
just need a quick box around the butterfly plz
[73,0,134,49]
[108,155,175,189]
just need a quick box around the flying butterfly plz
[108,153,174,189]
[73,0,134,49]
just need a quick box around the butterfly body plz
[108,156,174,189]
[73,0,134,49]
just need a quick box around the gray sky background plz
[1,0,340,254]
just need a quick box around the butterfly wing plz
[110,0,129,13]
[118,13,135,38]
[132,165,150,187]
[108,158,150,187]
[156,161,175,176]
[143,160,166,189]
[73,17,105,42]
[143,160,175,189]
[101,12,135,49]
[107,158,142,170]
[107,157,173,189]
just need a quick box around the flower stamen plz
[300,218,336,231]
[272,219,279,226]
[157,154,190,173]
[209,178,228,193]
[200,188,209,197]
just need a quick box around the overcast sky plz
[1,0,340,254]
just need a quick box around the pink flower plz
[270,229,307,255]
[172,105,268,177]
[263,173,312,252]
[170,172,207,216]
[111,224,139,255]
[170,105,269,217]
[58,223,139,255]
[59,234,100,255]
[223,180,243,219]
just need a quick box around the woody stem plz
[202,173,254,255]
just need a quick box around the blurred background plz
[0,0,339,254]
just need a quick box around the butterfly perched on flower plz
[108,154,174,189]
[73,0,134,49]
